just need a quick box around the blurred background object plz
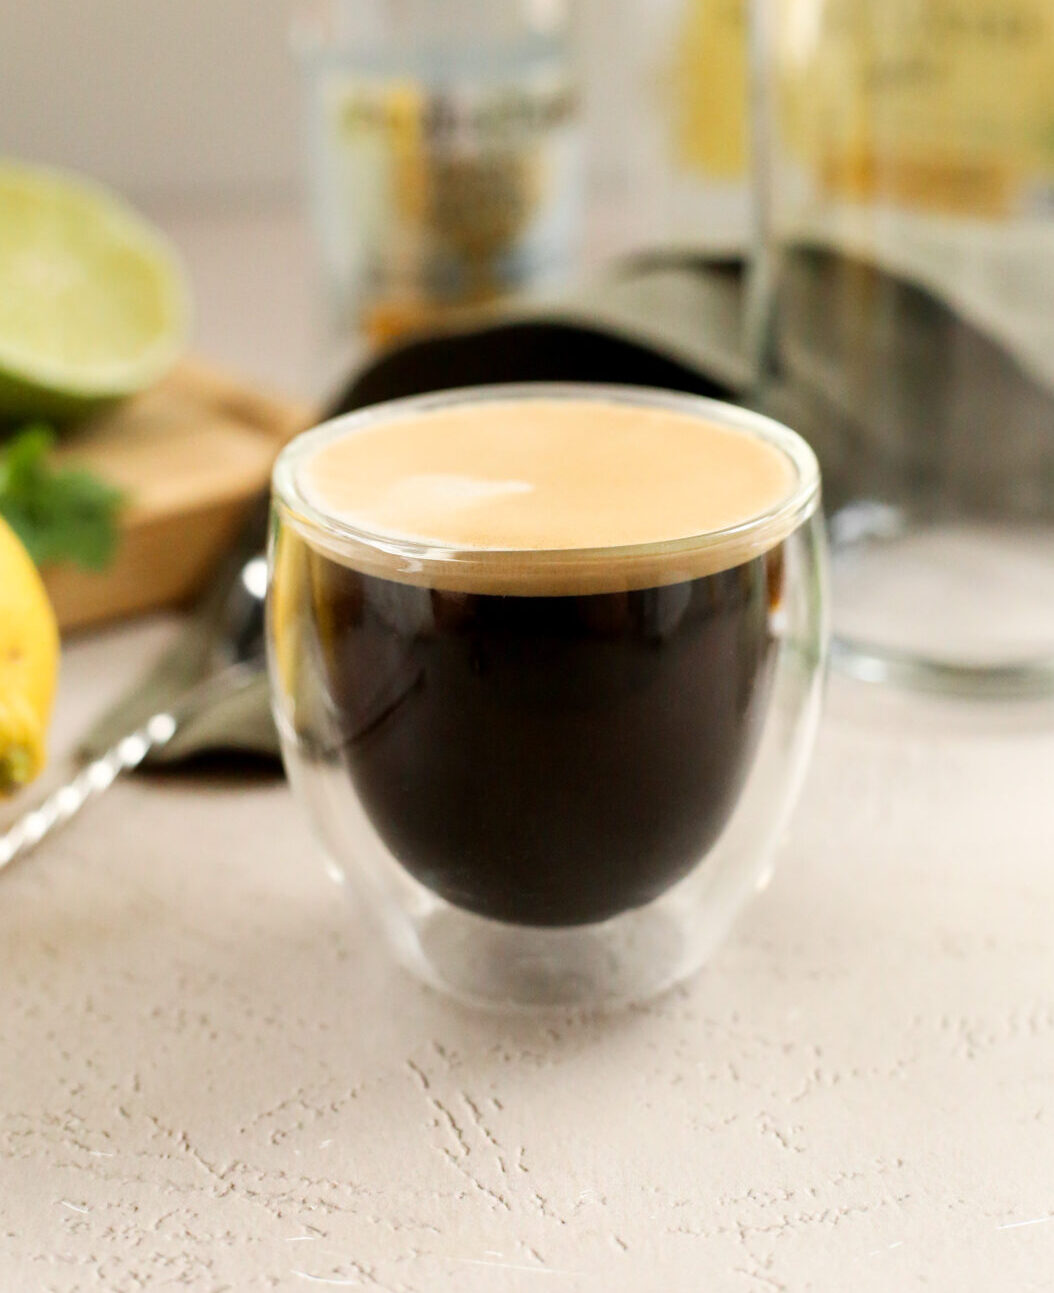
[295,0,583,378]
[0,0,314,393]
[755,0,1054,694]
[585,0,751,260]
[0,160,189,422]
[0,0,756,394]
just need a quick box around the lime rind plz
[0,159,190,419]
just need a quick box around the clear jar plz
[267,385,827,1009]
[294,0,583,366]
[753,0,1054,694]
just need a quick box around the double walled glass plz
[754,1,1054,694]
[268,385,827,1008]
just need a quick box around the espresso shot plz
[299,544,782,925]
[268,386,825,1003]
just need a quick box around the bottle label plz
[780,0,1054,217]
[669,0,747,183]
[317,69,581,346]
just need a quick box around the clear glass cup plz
[752,0,1054,696]
[267,385,827,1008]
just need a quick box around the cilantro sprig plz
[0,425,125,571]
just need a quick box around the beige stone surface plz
[4,212,1054,1291]
[3,615,1054,1292]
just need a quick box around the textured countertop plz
[3,208,1054,1292]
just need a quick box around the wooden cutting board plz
[42,359,312,632]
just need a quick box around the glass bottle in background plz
[581,0,751,261]
[754,0,1054,694]
[665,0,750,252]
[295,0,582,370]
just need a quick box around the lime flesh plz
[0,160,189,421]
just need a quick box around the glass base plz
[829,503,1054,696]
[405,902,689,1011]
[287,741,792,1013]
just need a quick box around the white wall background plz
[0,0,305,204]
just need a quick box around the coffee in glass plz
[269,385,826,1006]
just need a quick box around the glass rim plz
[272,383,821,587]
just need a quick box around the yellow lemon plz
[0,515,59,794]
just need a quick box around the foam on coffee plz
[292,398,806,594]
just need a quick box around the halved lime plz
[0,160,190,421]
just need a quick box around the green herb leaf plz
[0,424,126,571]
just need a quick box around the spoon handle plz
[0,662,262,873]
[0,713,178,871]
